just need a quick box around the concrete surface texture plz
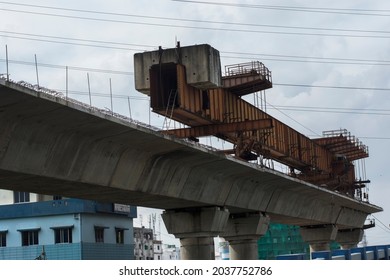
[0,79,382,231]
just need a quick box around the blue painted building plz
[0,191,137,260]
[276,244,390,260]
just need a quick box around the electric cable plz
[2,31,390,67]
[372,214,390,232]
[173,0,390,17]
[2,7,390,39]
[1,1,390,36]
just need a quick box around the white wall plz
[0,190,56,205]
[0,190,14,205]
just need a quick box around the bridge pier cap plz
[336,228,364,249]
[300,224,338,253]
[161,207,229,260]
[222,212,270,260]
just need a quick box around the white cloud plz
[1,0,389,247]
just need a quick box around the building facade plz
[153,240,163,260]
[133,227,155,260]
[162,244,180,260]
[0,190,137,260]
[133,227,177,260]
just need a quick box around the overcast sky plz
[1,0,390,247]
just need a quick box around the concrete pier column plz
[180,237,215,260]
[336,228,364,250]
[222,212,270,260]
[300,224,338,254]
[162,206,229,260]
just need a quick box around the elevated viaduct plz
[0,78,382,259]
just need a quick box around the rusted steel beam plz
[163,119,273,138]
[218,149,235,154]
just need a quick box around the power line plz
[3,33,390,67]
[224,51,389,63]
[0,58,133,75]
[359,136,390,140]
[3,60,390,140]
[173,0,390,17]
[268,107,390,139]
[2,1,390,36]
[3,56,390,92]
[274,105,390,112]
[3,30,390,68]
[54,91,390,140]
[265,101,321,137]
[270,105,390,116]
[222,55,390,66]
[2,7,390,39]
[0,30,155,50]
[4,0,390,15]
[274,83,390,92]
[0,32,150,52]
[371,214,390,234]
[60,87,321,138]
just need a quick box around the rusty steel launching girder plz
[163,119,273,138]
[134,44,371,199]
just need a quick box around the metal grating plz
[224,61,271,79]
[222,61,272,96]
[314,129,369,161]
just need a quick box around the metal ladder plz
[162,89,178,130]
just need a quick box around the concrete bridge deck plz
[0,79,381,230]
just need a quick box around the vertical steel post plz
[34,54,40,87]
[127,96,132,119]
[5,45,9,81]
[109,78,113,114]
[87,73,91,107]
[65,66,68,100]
[149,99,151,126]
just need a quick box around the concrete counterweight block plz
[300,224,338,253]
[162,207,229,260]
[134,44,222,94]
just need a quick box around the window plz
[20,230,39,246]
[53,195,62,200]
[116,229,124,244]
[95,227,106,243]
[53,227,73,244]
[14,191,30,203]
[0,231,7,247]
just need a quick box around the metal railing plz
[224,61,272,82]
[322,128,369,155]
[0,76,160,132]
